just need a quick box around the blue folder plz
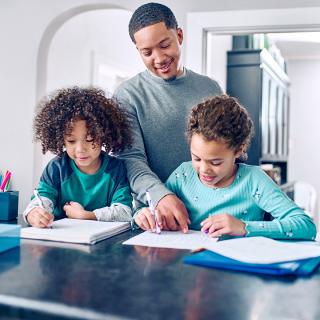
[184,250,320,276]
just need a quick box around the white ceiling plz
[268,32,320,60]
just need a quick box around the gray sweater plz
[114,68,222,206]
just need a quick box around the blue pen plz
[146,191,161,234]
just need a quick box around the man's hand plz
[156,194,190,232]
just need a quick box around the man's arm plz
[113,89,168,203]
[115,94,189,231]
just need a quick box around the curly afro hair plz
[34,87,132,156]
[187,95,254,158]
[129,2,178,43]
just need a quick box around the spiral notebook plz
[21,218,130,245]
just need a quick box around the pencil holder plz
[0,191,19,221]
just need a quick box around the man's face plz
[134,22,183,80]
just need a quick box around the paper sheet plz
[123,230,218,250]
[204,237,320,264]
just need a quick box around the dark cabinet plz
[227,49,290,183]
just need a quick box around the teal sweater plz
[165,162,317,240]
[28,152,132,218]
[114,69,222,206]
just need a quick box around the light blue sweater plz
[114,69,222,206]
[165,162,317,240]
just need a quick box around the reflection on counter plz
[0,247,20,275]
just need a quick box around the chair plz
[293,181,318,221]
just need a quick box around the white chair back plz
[294,181,317,221]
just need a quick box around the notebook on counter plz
[184,237,320,276]
[21,218,130,245]
[184,249,320,276]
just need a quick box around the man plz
[114,3,222,232]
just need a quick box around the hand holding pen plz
[26,189,54,228]
[146,191,161,234]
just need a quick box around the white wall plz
[206,34,232,92]
[2,0,320,214]
[47,9,144,92]
[287,59,320,191]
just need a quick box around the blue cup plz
[0,191,19,221]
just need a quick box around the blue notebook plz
[184,250,320,276]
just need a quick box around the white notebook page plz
[123,230,218,250]
[204,236,320,264]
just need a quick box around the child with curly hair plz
[23,87,133,228]
[135,95,316,240]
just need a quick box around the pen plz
[146,191,161,234]
[33,189,44,208]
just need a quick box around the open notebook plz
[21,218,130,245]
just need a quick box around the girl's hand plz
[200,213,247,237]
[135,207,161,231]
[63,201,96,220]
[27,207,54,228]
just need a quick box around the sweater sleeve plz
[94,203,132,222]
[114,90,173,207]
[22,160,61,224]
[245,168,317,240]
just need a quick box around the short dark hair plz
[129,2,178,43]
[187,95,254,158]
[34,87,132,156]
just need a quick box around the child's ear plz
[235,145,246,158]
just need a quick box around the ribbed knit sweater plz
[165,162,316,240]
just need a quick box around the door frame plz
[186,7,320,74]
